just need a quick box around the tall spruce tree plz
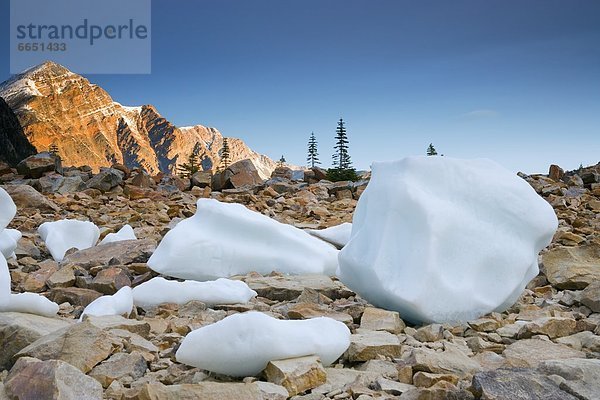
[49,143,61,160]
[278,155,286,167]
[177,152,200,178]
[220,137,231,170]
[307,132,320,168]
[328,118,358,181]
[427,143,438,156]
[332,119,352,169]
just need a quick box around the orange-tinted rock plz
[0,61,278,178]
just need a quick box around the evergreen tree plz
[278,155,286,167]
[48,143,61,160]
[332,119,352,169]
[427,143,438,156]
[177,153,200,178]
[219,137,231,171]
[328,118,358,181]
[307,132,320,168]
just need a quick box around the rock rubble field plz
[0,153,599,400]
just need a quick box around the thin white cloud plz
[460,109,499,118]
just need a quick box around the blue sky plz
[1,0,599,173]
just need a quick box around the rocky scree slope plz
[0,162,599,399]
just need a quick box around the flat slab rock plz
[243,274,354,301]
[61,239,156,268]
[502,338,586,368]
[132,381,288,400]
[542,244,600,289]
[88,351,147,388]
[538,358,600,400]
[264,355,326,396]
[4,357,103,400]
[346,329,402,362]
[14,320,121,373]
[472,368,579,400]
[0,312,73,370]
[404,343,481,379]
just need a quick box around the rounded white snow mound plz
[2,292,60,317]
[148,199,339,281]
[0,254,10,307]
[80,286,133,320]
[307,222,353,249]
[338,156,558,324]
[132,277,257,309]
[0,187,17,232]
[0,228,21,259]
[99,224,137,246]
[38,219,100,262]
[176,311,351,377]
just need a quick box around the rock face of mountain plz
[0,97,36,166]
[0,61,276,178]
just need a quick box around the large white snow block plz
[2,293,60,317]
[338,157,558,324]
[38,220,100,262]
[148,199,339,281]
[0,187,17,232]
[99,224,137,245]
[80,286,133,320]
[176,311,350,377]
[132,277,257,309]
[0,228,21,259]
[307,223,352,249]
[0,255,10,307]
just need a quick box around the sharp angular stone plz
[516,317,578,339]
[46,265,77,288]
[85,168,124,192]
[131,382,287,400]
[14,320,120,373]
[502,339,585,368]
[543,244,600,289]
[88,351,147,388]
[404,344,481,379]
[61,238,156,268]
[16,152,62,178]
[85,315,151,339]
[5,357,102,400]
[0,312,72,370]
[90,267,131,295]
[346,329,402,362]
[538,358,600,400]
[2,184,60,212]
[412,371,459,388]
[414,324,444,342]
[471,368,578,400]
[373,377,414,395]
[244,274,353,301]
[555,331,599,351]
[359,307,405,334]
[49,287,103,307]
[580,280,600,312]
[264,356,327,396]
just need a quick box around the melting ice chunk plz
[176,311,350,377]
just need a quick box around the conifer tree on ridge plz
[307,132,320,168]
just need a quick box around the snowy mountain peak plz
[0,62,278,178]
